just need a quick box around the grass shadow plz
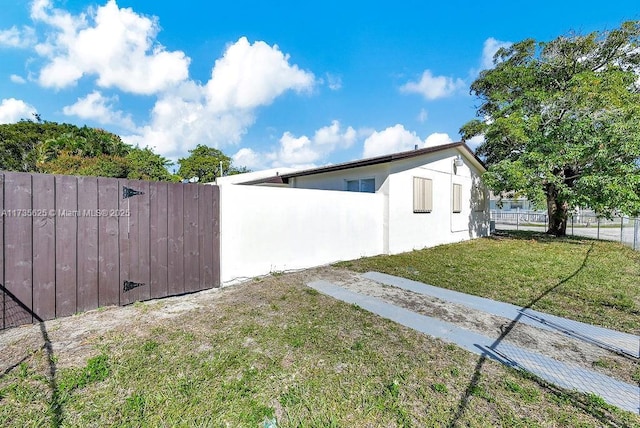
[489,229,598,245]
[0,285,62,427]
[446,243,634,427]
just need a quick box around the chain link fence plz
[491,210,640,250]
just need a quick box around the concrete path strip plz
[362,271,640,359]
[307,280,640,415]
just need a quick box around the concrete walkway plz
[362,272,639,359]
[307,276,640,414]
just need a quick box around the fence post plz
[516,208,519,231]
[634,218,638,251]
[571,213,574,236]
[597,217,600,240]
[620,216,624,243]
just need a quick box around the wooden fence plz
[0,172,220,330]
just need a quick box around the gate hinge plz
[123,280,145,292]
[123,186,145,199]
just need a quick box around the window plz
[346,178,375,193]
[413,177,433,213]
[510,201,524,210]
[452,183,462,213]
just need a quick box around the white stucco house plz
[236,142,490,253]
[214,142,488,283]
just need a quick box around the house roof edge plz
[240,142,485,185]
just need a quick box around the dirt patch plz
[0,286,229,372]
[0,266,636,386]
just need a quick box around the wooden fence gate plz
[0,172,220,330]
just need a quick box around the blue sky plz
[0,1,638,171]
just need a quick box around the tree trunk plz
[546,185,568,236]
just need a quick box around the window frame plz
[345,178,376,193]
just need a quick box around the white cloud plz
[205,37,314,111]
[268,121,355,167]
[232,125,458,169]
[325,73,342,90]
[125,37,315,157]
[0,26,36,48]
[417,108,428,123]
[363,124,423,157]
[32,0,190,94]
[466,135,484,151]
[0,98,37,124]
[400,70,465,100]
[363,126,457,157]
[62,90,136,130]
[481,37,512,70]
[271,132,319,165]
[10,74,26,84]
[313,120,356,150]
[232,148,262,170]
[232,120,355,169]
[424,132,453,148]
[10,2,316,160]
[125,91,255,157]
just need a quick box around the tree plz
[36,127,129,166]
[0,119,130,173]
[461,21,640,236]
[0,119,178,182]
[126,147,177,181]
[38,152,130,178]
[177,144,249,183]
[0,120,77,172]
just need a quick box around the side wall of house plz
[290,164,391,193]
[219,185,384,284]
[281,148,490,255]
[386,149,490,254]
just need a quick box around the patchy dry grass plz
[339,230,640,334]
[0,270,638,427]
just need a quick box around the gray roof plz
[241,142,484,185]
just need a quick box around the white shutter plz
[453,183,462,213]
[413,177,433,213]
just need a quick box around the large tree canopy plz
[461,21,640,235]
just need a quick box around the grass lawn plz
[339,230,640,334]
[1,232,639,426]
[0,270,639,427]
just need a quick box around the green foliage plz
[177,144,249,183]
[125,147,177,181]
[0,119,179,181]
[462,21,640,234]
[38,152,131,178]
[0,120,94,172]
[36,127,129,165]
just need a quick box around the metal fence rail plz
[491,210,639,251]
